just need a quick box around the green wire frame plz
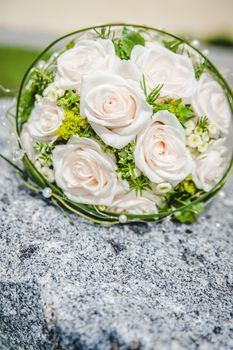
[14,23,233,224]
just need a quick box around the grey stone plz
[0,105,233,350]
[1,47,233,350]
[0,157,233,350]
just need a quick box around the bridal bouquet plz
[5,24,233,224]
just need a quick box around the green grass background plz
[0,46,40,96]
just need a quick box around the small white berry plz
[194,126,203,135]
[185,120,195,136]
[202,132,210,142]
[187,134,202,148]
[156,182,172,194]
[184,120,195,130]
[198,142,208,153]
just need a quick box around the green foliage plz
[116,143,136,179]
[108,141,151,194]
[66,39,76,50]
[196,116,209,132]
[163,39,182,53]
[93,26,111,39]
[57,110,94,140]
[176,176,197,196]
[130,174,152,194]
[57,90,80,114]
[114,27,145,60]
[57,91,94,140]
[160,176,204,223]
[194,61,208,80]
[153,98,195,126]
[20,68,54,124]
[33,142,55,166]
[140,74,148,97]
[173,203,204,223]
[146,83,164,106]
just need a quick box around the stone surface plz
[0,151,233,350]
[0,107,233,350]
[0,48,233,349]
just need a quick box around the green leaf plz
[66,39,76,50]
[163,39,182,53]
[146,83,164,106]
[196,116,209,132]
[194,61,208,80]
[159,176,204,223]
[140,74,148,97]
[173,203,204,223]
[33,141,55,167]
[57,90,80,114]
[0,153,25,174]
[23,154,47,188]
[130,174,152,195]
[93,26,111,39]
[19,68,54,125]
[105,141,152,195]
[114,28,145,60]
[153,98,194,126]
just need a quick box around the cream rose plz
[192,73,232,135]
[192,139,228,192]
[55,39,118,90]
[134,110,194,185]
[80,70,152,149]
[131,43,197,102]
[27,98,64,142]
[52,136,128,205]
[107,191,161,214]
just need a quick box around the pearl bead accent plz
[191,39,200,48]
[202,49,209,56]
[42,187,52,198]
[119,214,127,223]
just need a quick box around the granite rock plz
[0,105,233,349]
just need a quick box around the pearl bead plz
[119,214,127,223]
[218,191,226,199]
[13,149,24,162]
[203,49,209,56]
[191,39,200,48]
[42,187,52,198]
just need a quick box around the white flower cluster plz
[20,28,232,215]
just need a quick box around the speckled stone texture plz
[0,154,233,350]
[0,112,233,348]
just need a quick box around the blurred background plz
[0,0,233,92]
